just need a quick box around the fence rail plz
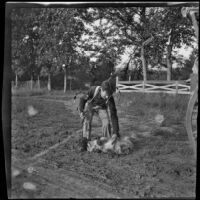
[116,77,191,95]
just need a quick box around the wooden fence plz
[12,78,192,95]
[116,77,191,95]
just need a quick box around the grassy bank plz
[115,92,190,129]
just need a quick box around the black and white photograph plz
[3,1,198,198]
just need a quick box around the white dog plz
[87,134,134,154]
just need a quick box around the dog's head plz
[87,136,112,152]
[87,138,103,152]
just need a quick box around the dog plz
[87,134,134,154]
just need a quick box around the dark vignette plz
[3,1,198,199]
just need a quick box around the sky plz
[175,44,195,59]
[115,44,196,70]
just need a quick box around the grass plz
[12,87,82,99]
[12,88,190,125]
[115,92,190,126]
[12,87,48,97]
[11,89,196,198]
[12,88,190,129]
[117,92,189,110]
[11,96,79,158]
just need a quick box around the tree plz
[78,7,160,81]
[78,6,196,82]
[55,8,84,92]
[11,8,30,87]
[176,48,198,80]
[77,7,129,80]
[38,8,84,92]
[146,7,195,80]
[11,8,43,89]
[11,8,85,91]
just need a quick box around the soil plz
[11,93,196,198]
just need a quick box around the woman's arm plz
[108,96,120,137]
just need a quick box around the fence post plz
[37,75,40,89]
[143,81,145,93]
[176,81,178,95]
[15,74,18,88]
[116,76,119,92]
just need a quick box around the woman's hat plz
[101,76,116,96]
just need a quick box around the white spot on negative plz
[27,105,38,116]
[155,114,164,124]
[12,169,20,177]
[23,182,37,191]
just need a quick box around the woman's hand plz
[79,112,84,120]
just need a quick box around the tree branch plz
[142,34,154,46]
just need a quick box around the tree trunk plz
[69,79,72,91]
[166,29,173,81]
[140,7,147,82]
[141,46,147,81]
[63,68,67,93]
[15,73,18,88]
[30,74,33,90]
[37,75,40,89]
[47,73,51,91]
[128,75,131,81]
[167,45,172,81]
[140,35,154,82]
[190,12,199,42]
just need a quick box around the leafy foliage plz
[11,8,85,80]
[146,7,194,67]
[11,6,197,87]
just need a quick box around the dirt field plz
[11,91,196,198]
